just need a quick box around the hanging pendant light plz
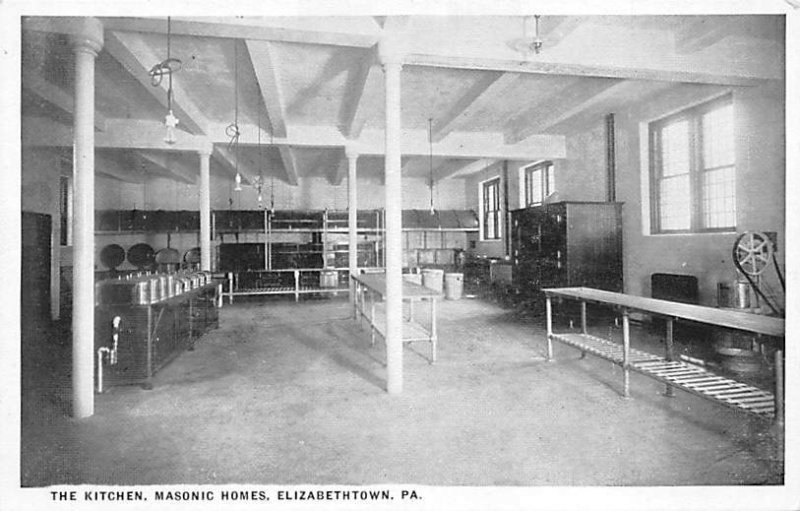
[269,131,275,215]
[149,17,182,145]
[428,117,435,216]
[228,39,242,191]
[255,105,264,204]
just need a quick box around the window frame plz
[479,177,501,241]
[523,161,555,207]
[649,94,735,234]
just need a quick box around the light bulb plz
[234,172,242,192]
[164,110,179,145]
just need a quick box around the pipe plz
[605,113,616,202]
[96,316,121,394]
[111,316,121,364]
[96,347,110,393]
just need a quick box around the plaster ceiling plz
[20,15,785,187]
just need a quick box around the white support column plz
[199,149,212,271]
[69,19,103,419]
[346,146,359,307]
[379,40,404,394]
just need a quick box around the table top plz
[543,287,784,338]
[353,273,442,300]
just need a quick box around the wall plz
[462,81,785,309]
[21,147,64,319]
[559,122,609,202]
[465,152,598,259]
[602,82,784,306]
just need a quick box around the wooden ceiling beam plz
[100,17,379,48]
[505,79,623,144]
[406,53,770,86]
[213,145,254,185]
[675,16,739,54]
[137,151,197,184]
[94,152,144,183]
[22,69,107,131]
[278,146,299,186]
[329,152,348,186]
[340,48,380,139]
[22,117,213,152]
[438,158,498,180]
[245,40,288,138]
[25,116,565,161]
[430,71,518,143]
[104,30,209,135]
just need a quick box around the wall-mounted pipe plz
[502,160,510,257]
[605,113,616,203]
[96,316,121,394]
[96,347,110,393]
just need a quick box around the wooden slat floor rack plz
[543,287,784,423]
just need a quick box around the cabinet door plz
[564,203,623,291]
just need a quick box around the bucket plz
[444,272,464,300]
[421,268,444,293]
[713,328,762,374]
[403,273,422,286]
[320,270,338,288]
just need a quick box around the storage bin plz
[444,272,464,300]
[422,268,444,293]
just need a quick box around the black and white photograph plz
[1,0,798,509]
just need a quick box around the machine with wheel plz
[731,231,785,317]
[714,232,785,375]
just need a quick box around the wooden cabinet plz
[510,202,623,295]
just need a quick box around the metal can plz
[135,278,150,305]
[149,277,161,303]
[164,274,175,299]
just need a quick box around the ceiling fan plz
[507,15,543,57]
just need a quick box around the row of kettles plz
[96,271,215,306]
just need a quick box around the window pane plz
[659,175,691,230]
[702,103,734,169]
[546,164,555,196]
[702,166,736,228]
[660,120,690,177]
[482,179,500,239]
[528,169,542,204]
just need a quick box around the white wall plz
[592,82,784,305]
[21,147,66,319]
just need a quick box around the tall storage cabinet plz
[511,202,623,294]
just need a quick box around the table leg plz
[187,298,195,351]
[370,300,376,347]
[143,306,154,390]
[431,297,437,364]
[775,348,784,426]
[294,270,300,302]
[545,295,553,362]
[580,300,587,359]
[227,272,234,305]
[622,309,630,399]
[664,318,675,397]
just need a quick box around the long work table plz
[352,273,442,363]
[542,287,785,423]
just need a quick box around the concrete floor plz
[21,296,783,486]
